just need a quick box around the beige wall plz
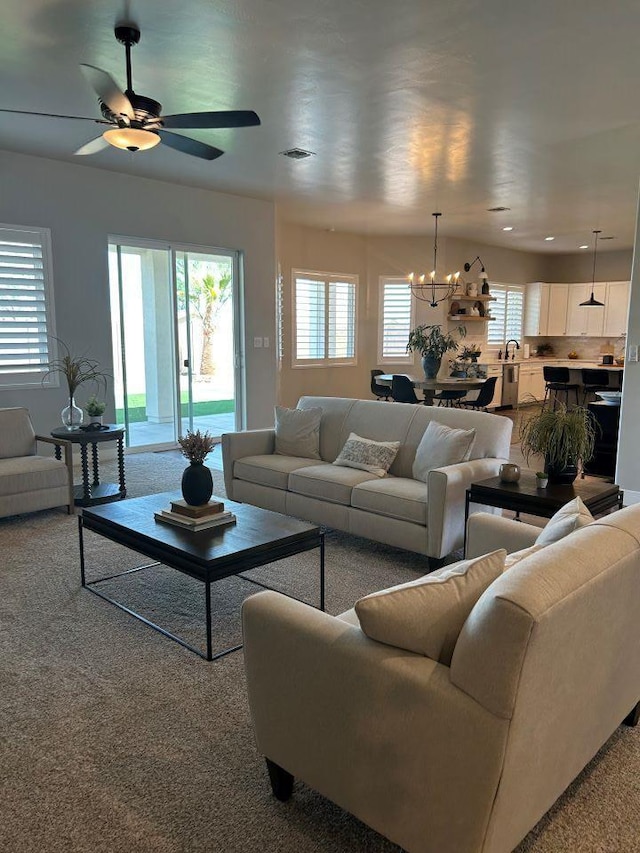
[545,249,632,282]
[277,221,548,406]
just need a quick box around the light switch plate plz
[253,336,263,348]
[629,344,638,362]
[263,337,270,348]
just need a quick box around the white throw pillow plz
[274,406,322,459]
[535,496,594,546]
[504,543,545,570]
[333,432,400,478]
[412,420,476,481]
[354,549,506,665]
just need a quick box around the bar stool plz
[543,366,580,409]
[581,368,610,405]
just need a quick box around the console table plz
[51,425,126,507]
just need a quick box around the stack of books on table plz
[154,498,236,532]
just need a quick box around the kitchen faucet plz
[505,339,520,360]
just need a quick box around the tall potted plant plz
[519,403,597,484]
[406,324,466,379]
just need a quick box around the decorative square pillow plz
[274,406,322,459]
[504,543,545,570]
[412,420,476,481]
[535,496,594,546]
[333,432,400,478]
[354,549,506,665]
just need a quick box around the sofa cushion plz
[504,543,545,569]
[233,455,320,491]
[354,549,506,665]
[351,477,428,526]
[0,407,36,459]
[288,464,377,505]
[274,406,322,459]
[412,420,476,481]
[333,432,400,478]
[535,496,594,546]
[0,456,69,497]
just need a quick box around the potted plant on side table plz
[178,429,216,506]
[406,324,466,379]
[85,395,107,426]
[44,339,110,430]
[519,403,597,485]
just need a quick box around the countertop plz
[481,358,624,369]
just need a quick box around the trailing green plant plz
[178,429,216,464]
[406,324,466,359]
[519,403,597,472]
[85,395,106,417]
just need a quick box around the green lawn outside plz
[116,396,234,424]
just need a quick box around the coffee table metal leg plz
[79,515,86,586]
[320,532,325,611]
[205,581,212,661]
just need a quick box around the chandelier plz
[408,212,461,307]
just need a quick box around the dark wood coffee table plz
[465,471,623,550]
[79,491,324,661]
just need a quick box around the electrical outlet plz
[253,336,263,348]
[263,337,270,348]
[629,344,638,362]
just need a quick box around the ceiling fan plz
[0,24,260,161]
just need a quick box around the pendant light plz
[408,213,460,307]
[580,230,605,307]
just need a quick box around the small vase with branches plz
[44,339,110,430]
[178,429,216,505]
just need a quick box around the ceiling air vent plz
[600,236,616,240]
[279,148,315,159]
[487,206,511,212]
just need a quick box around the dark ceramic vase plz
[545,459,579,486]
[181,462,213,506]
[422,355,441,379]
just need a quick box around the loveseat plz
[221,396,512,563]
[0,407,73,517]
[242,503,640,853]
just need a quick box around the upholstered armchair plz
[0,407,74,517]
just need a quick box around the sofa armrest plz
[427,457,509,558]
[36,434,74,514]
[242,590,508,853]
[221,429,276,499]
[465,512,541,558]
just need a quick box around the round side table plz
[51,425,126,507]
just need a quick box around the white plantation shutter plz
[293,271,357,365]
[0,225,56,386]
[488,283,524,346]
[379,279,413,361]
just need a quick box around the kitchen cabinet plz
[602,281,630,338]
[524,283,568,336]
[565,283,606,337]
[518,363,545,404]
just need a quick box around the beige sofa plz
[0,407,73,517]
[222,396,512,563]
[242,503,640,853]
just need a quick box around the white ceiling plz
[2,0,640,252]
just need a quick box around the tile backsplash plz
[525,336,626,360]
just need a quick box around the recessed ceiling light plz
[502,226,513,232]
[544,236,555,241]
[579,244,589,249]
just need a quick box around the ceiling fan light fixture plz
[103,127,160,152]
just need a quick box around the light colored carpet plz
[1,450,638,852]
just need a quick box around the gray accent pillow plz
[355,549,506,665]
[412,420,476,481]
[274,406,322,459]
[333,432,400,478]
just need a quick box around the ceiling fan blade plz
[161,110,260,130]
[157,130,224,160]
[74,136,110,156]
[79,64,135,121]
[0,107,109,123]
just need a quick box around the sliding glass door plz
[108,239,242,449]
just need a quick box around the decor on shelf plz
[519,402,596,485]
[85,394,106,425]
[406,324,466,379]
[460,345,482,362]
[178,429,216,506]
[463,255,490,294]
[44,339,110,431]
[536,471,549,489]
[407,213,461,307]
[580,230,605,307]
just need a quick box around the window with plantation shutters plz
[0,225,56,387]
[293,270,357,366]
[487,283,525,347]
[378,278,414,362]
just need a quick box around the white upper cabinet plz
[602,281,630,338]
[525,282,567,336]
[547,284,570,336]
[565,283,606,336]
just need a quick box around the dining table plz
[377,373,485,406]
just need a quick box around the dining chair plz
[370,369,391,401]
[458,376,498,411]
[390,375,421,404]
[432,389,467,407]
